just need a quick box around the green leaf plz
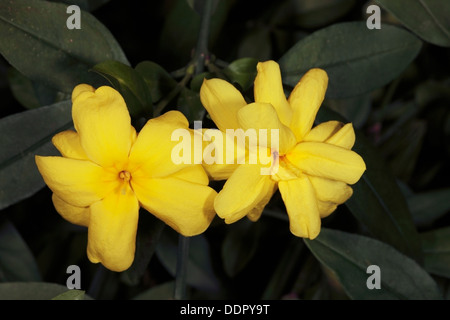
[135,61,177,103]
[0,219,42,282]
[221,219,261,278]
[155,229,219,293]
[305,228,442,300]
[409,188,450,226]
[120,213,165,286]
[421,227,450,279]
[316,107,422,262]
[0,0,129,93]
[237,28,272,62]
[279,22,422,98]
[177,88,205,124]
[51,290,85,300]
[133,281,175,300]
[92,60,153,118]
[377,0,450,47]
[0,100,72,210]
[0,282,92,300]
[186,0,220,16]
[223,58,258,92]
[50,0,111,12]
[325,94,371,129]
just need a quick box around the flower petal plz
[278,175,321,239]
[288,68,328,141]
[52,193,90,227]
[317,200,338,218]
[72,84,133,168]
[132,176,216,236]
[254,61,292,126]
[304,121,355,149]
[129,111,193,179]
[214,164,277,224]
[246,182,278,222]
[52,130,88,160]
[87,185,139,272]
[200,78,247,131]
[308,176,353,204]
[286,142,366,185]
[237,102,297,155]
[35,156,116,207]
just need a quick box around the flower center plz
[119,170,131,182]
[271,155,301,182]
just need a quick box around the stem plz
[194,0,214,75]
[174,235,190,300]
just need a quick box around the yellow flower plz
[199,60,366,239]
[35,84,216,272]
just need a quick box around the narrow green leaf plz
[135,61,177,103]
[421,227,450,279]
[120,213,165,286]
[0,282,92,300]
[316,107,422,262]
[409,188,450,225]
[92,60,153,118]
[0,0,129,93]
[155,229,219,293]
[222,219,261,278]
[325,94,371,129]
[279,22,422,98]
[0,100,72,210]
[50,0,111,12]
[186,0,220,16]
[52,290,85,300]
[223,58,258,92]
[305,228,442,300]
[377,0,450,47]
[0,219,42,282]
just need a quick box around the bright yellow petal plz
[87,185,139,272]
[129,111,193,179]
[237,102,297,155]
[317,200,338,218]
[170,165,209,185]
[200,78,247,131]
[308,176,353,204]
[214,164,276,224]
[132,176,216,236]
[254,61,292,126]
[304,121,355,149]
[72,85,133,168]
[286,142,366,185]
[201,128,242,180]
[35,156,116,207]
[278,175,321,239]
[288,68,328,141]
[246,183,278,222]
[52,130,88,160]
[52,193,90,227]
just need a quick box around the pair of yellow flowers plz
[35,61,366,272]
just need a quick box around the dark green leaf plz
[133,281,175,300]
[421,227,450,279]
[305,228,442,299]
[223,58,258,92]
[237,28,272,62]
[177,88,205,124]
[135,61,177,103]
[222,219,261,278]
[377,0,450,47]
[190,72,214,93]
[325,94,371,129]
[0,0,129,93]
[49,0,111,12]
[92,60,153,118]
[0,282,92,300]
[120,213,165,286]
[0,219,42,282]
[51,289,85,300]
[0,100,72,210]
[316,107,422,262]
[186,0,220,16]
[279,22,422,98]
[409,188,450,226]
[155,229,219,292]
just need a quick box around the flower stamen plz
[119,170,131,182]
